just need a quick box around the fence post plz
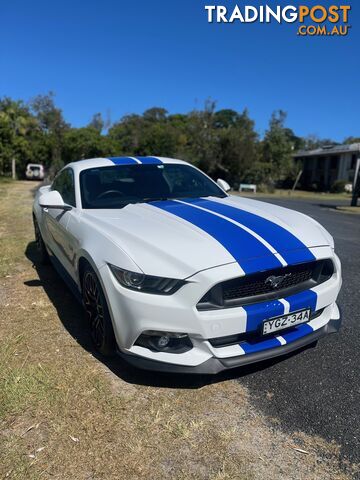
[11,158,16,180]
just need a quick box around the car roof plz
[66,157,190,174]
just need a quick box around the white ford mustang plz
[33,157,342,374]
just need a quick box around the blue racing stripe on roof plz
[108,157,138,165]
[241,336,282,354]
[136,156,163,164]
[182,198,316,265]
[285,289,318,313]
[151,200,282,275]
[243,299,285,332]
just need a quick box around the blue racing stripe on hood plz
[182,198,316,265]
[108,157,139,165]
[151,200,282,274]
[136,157,163,164]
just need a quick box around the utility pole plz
[351,156,360,207]
[10,117,19,180]
[11,158,16,180]
[291,169,303,193]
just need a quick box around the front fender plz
[68,210,142,293]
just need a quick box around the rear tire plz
[33,217,50,265]
[82,266,116,357]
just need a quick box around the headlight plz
[108,264,186,295]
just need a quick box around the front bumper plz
[118,314,342,374]
[99,247,342,374]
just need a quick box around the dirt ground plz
[0,180,357,479]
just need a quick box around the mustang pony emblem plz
[265,273,292,289]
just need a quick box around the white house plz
[293,143,360,191]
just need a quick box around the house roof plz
[294,143,360,158]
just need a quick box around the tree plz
[62,127,117,163]
[143,107,168,122]
[184,99,220,171]
[0,93,329,190]
[214,109,240,129]
[108,114,143,154]
[30,92,69,175]
[302,135,338,150]
[262,110,295,184]
[109,108,178,157]
[343,136,360,145]
[215,109,259,183]
[88,113,104,133]
[0,97,41,177]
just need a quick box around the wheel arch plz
[76,252,102,291]
[76,251,120,344]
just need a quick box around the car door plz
[43,168,77,276]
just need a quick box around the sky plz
[0,0,359,141]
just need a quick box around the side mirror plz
[39,190,72,211]
[217,178,231,192]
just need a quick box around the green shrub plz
[330,180,347,193]
[257,183,275,194]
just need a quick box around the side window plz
[52,169,76,207]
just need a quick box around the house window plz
[351,154,357,170]
[330,156,339,169]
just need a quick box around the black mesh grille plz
[197,259,334,311]
[223,264,313,300]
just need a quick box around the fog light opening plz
[151,335,171,350]
[135,331,192,353]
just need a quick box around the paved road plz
[238,197,360,466]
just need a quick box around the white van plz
[25,164,45,180]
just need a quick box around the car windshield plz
[80,164,226,209]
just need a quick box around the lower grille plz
[209,308,325,348]
[197,259,334,311]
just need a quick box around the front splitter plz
[117,315,342,375]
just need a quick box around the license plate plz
[262,309,310,336]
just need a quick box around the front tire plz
[33,217,49,265]
[82,266,116,356]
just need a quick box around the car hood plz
[83,195,332,279]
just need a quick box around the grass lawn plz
[0,176,14,184]
[0,181,355,479]
[234,189,352,202]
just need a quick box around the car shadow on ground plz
[24,240,314,389]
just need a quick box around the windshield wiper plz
[200,194,227,199]
[135,194,226,205]
[138,197,171,203]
